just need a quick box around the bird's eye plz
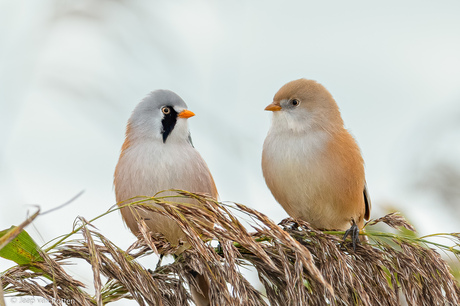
[162,107,171,115]
[291,99,300,106]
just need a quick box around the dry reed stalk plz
[1,191,459,305]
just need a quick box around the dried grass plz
[2,190,460,305]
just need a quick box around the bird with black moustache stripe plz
[114,89,217,306]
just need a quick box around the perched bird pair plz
[114,79,370,305]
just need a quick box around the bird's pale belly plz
[115,145,215,246]
[263,151,354,230]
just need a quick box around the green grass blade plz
[0,226,44,265]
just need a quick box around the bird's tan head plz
[265,78,344,132]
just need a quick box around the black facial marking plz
[161,106,178,143]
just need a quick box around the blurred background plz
[1,0,459,304]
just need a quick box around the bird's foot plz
[342,220,360,251]
[215,241,223,255]
[279,219,299,230]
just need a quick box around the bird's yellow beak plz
[178,109,195,119]
[264,102,282,112]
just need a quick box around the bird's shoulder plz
[325,129,363,165]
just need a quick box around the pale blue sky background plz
[1,1,460,304]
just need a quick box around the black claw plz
[342,220,360,251]
[278,220,298,230]
[155,254,164,270]
[216,241,223,255]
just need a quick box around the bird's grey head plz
[127,89,193,144]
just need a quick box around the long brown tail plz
[190,271,210,306]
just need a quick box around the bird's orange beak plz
[264,102,282,112]
[178,109,195,119]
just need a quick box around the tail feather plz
[190,271,210,306]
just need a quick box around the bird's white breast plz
[114,139,216,244]
[115,140,214,201]
[262,128,335,225]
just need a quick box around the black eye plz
[291,99,300,106]
[162,106,171,115]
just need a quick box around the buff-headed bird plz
[262,79,370,248]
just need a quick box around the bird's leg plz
[216,241,223,255]
[155,254,164,270]
[148,255,164,275]
[342,220,360,251]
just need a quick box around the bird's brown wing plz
[363,181,371,220]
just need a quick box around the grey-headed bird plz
[114,89,217,305]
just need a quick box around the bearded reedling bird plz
[114,89,218,306]
[262,79,370,249]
